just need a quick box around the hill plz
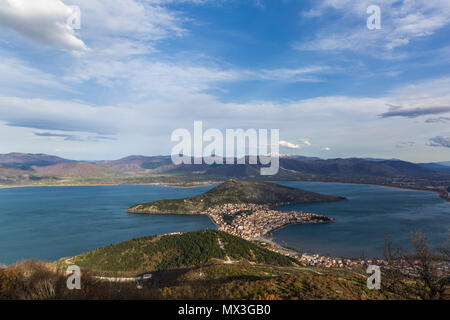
[31,162,116,177]
[3,232,397,300]
[0,152,72,167]
[93,155,173,172]
[70,230,295,276]
[127,179,345,214]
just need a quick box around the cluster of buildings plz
[261,244,383,268]
[296,254,386,268]
[205,203,334,240]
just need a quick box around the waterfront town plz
[205,203,335,240]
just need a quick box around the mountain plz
[279,158,442,178]
[93,155,173,172]
[170,157,450,180]
[1,153,449,191]
[281,155,322,161]
[364,157,401,162]
[0,152,73,167]
[127,179,346,214]
[31,162,116,177]
[418,162,450,173]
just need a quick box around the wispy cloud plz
[425,117,450,123]
[379,106,450,118]
[427,136,450,148]
[395,141,416,149]
[297,0,450,56]
[34,131,116,142]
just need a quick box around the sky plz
[0,0,449,162]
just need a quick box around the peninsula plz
[127,179,345,239]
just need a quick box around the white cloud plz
[66,0,185,41]
[321,147,331,151]
[279,139,311,150]
[298,0,450,55]
[252,66,330,83]
[279,140,302,149]
[0,0,88,54]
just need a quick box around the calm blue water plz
[274,182,450,258]
[0,182,448,264]
[0,185,216,265]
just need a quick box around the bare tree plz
[382,232,449,300]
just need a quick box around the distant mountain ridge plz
[0,152,73,167]
[1,153,449,191]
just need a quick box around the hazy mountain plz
[364,157,401,162]
[164,157,450,181]
[281,155,322,161]
[93,155,173,172]
[31,162,116,177]
[418,162,450,173]
[0,152,73,167]
[1,153,449,187]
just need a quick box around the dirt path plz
[217,237,233,264]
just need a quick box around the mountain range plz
[0,153,449,198]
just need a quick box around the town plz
[204,203,335,240]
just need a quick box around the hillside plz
[164,157,450,180]
[31,162,115,177]
[71,230,295,276]
[127,179,346,214]
[2,232,397,300]
[0,153,72,167]
[93,155,174,172]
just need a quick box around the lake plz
[274,182,449,258]
[0,182,448,264]
[0,185,216,265]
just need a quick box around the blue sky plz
[0,0,449,162]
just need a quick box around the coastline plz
[1,180,447,202]
[0,181,219,190]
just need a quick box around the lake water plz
[274,182,449,258]
[0,182,448,264]
[0,185,216,265]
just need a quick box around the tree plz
[382,232,449,300]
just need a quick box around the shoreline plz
[0,181,219,190]
[2,180,448,202]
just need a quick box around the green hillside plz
[71,230,295,276]
[127,179,345,214]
